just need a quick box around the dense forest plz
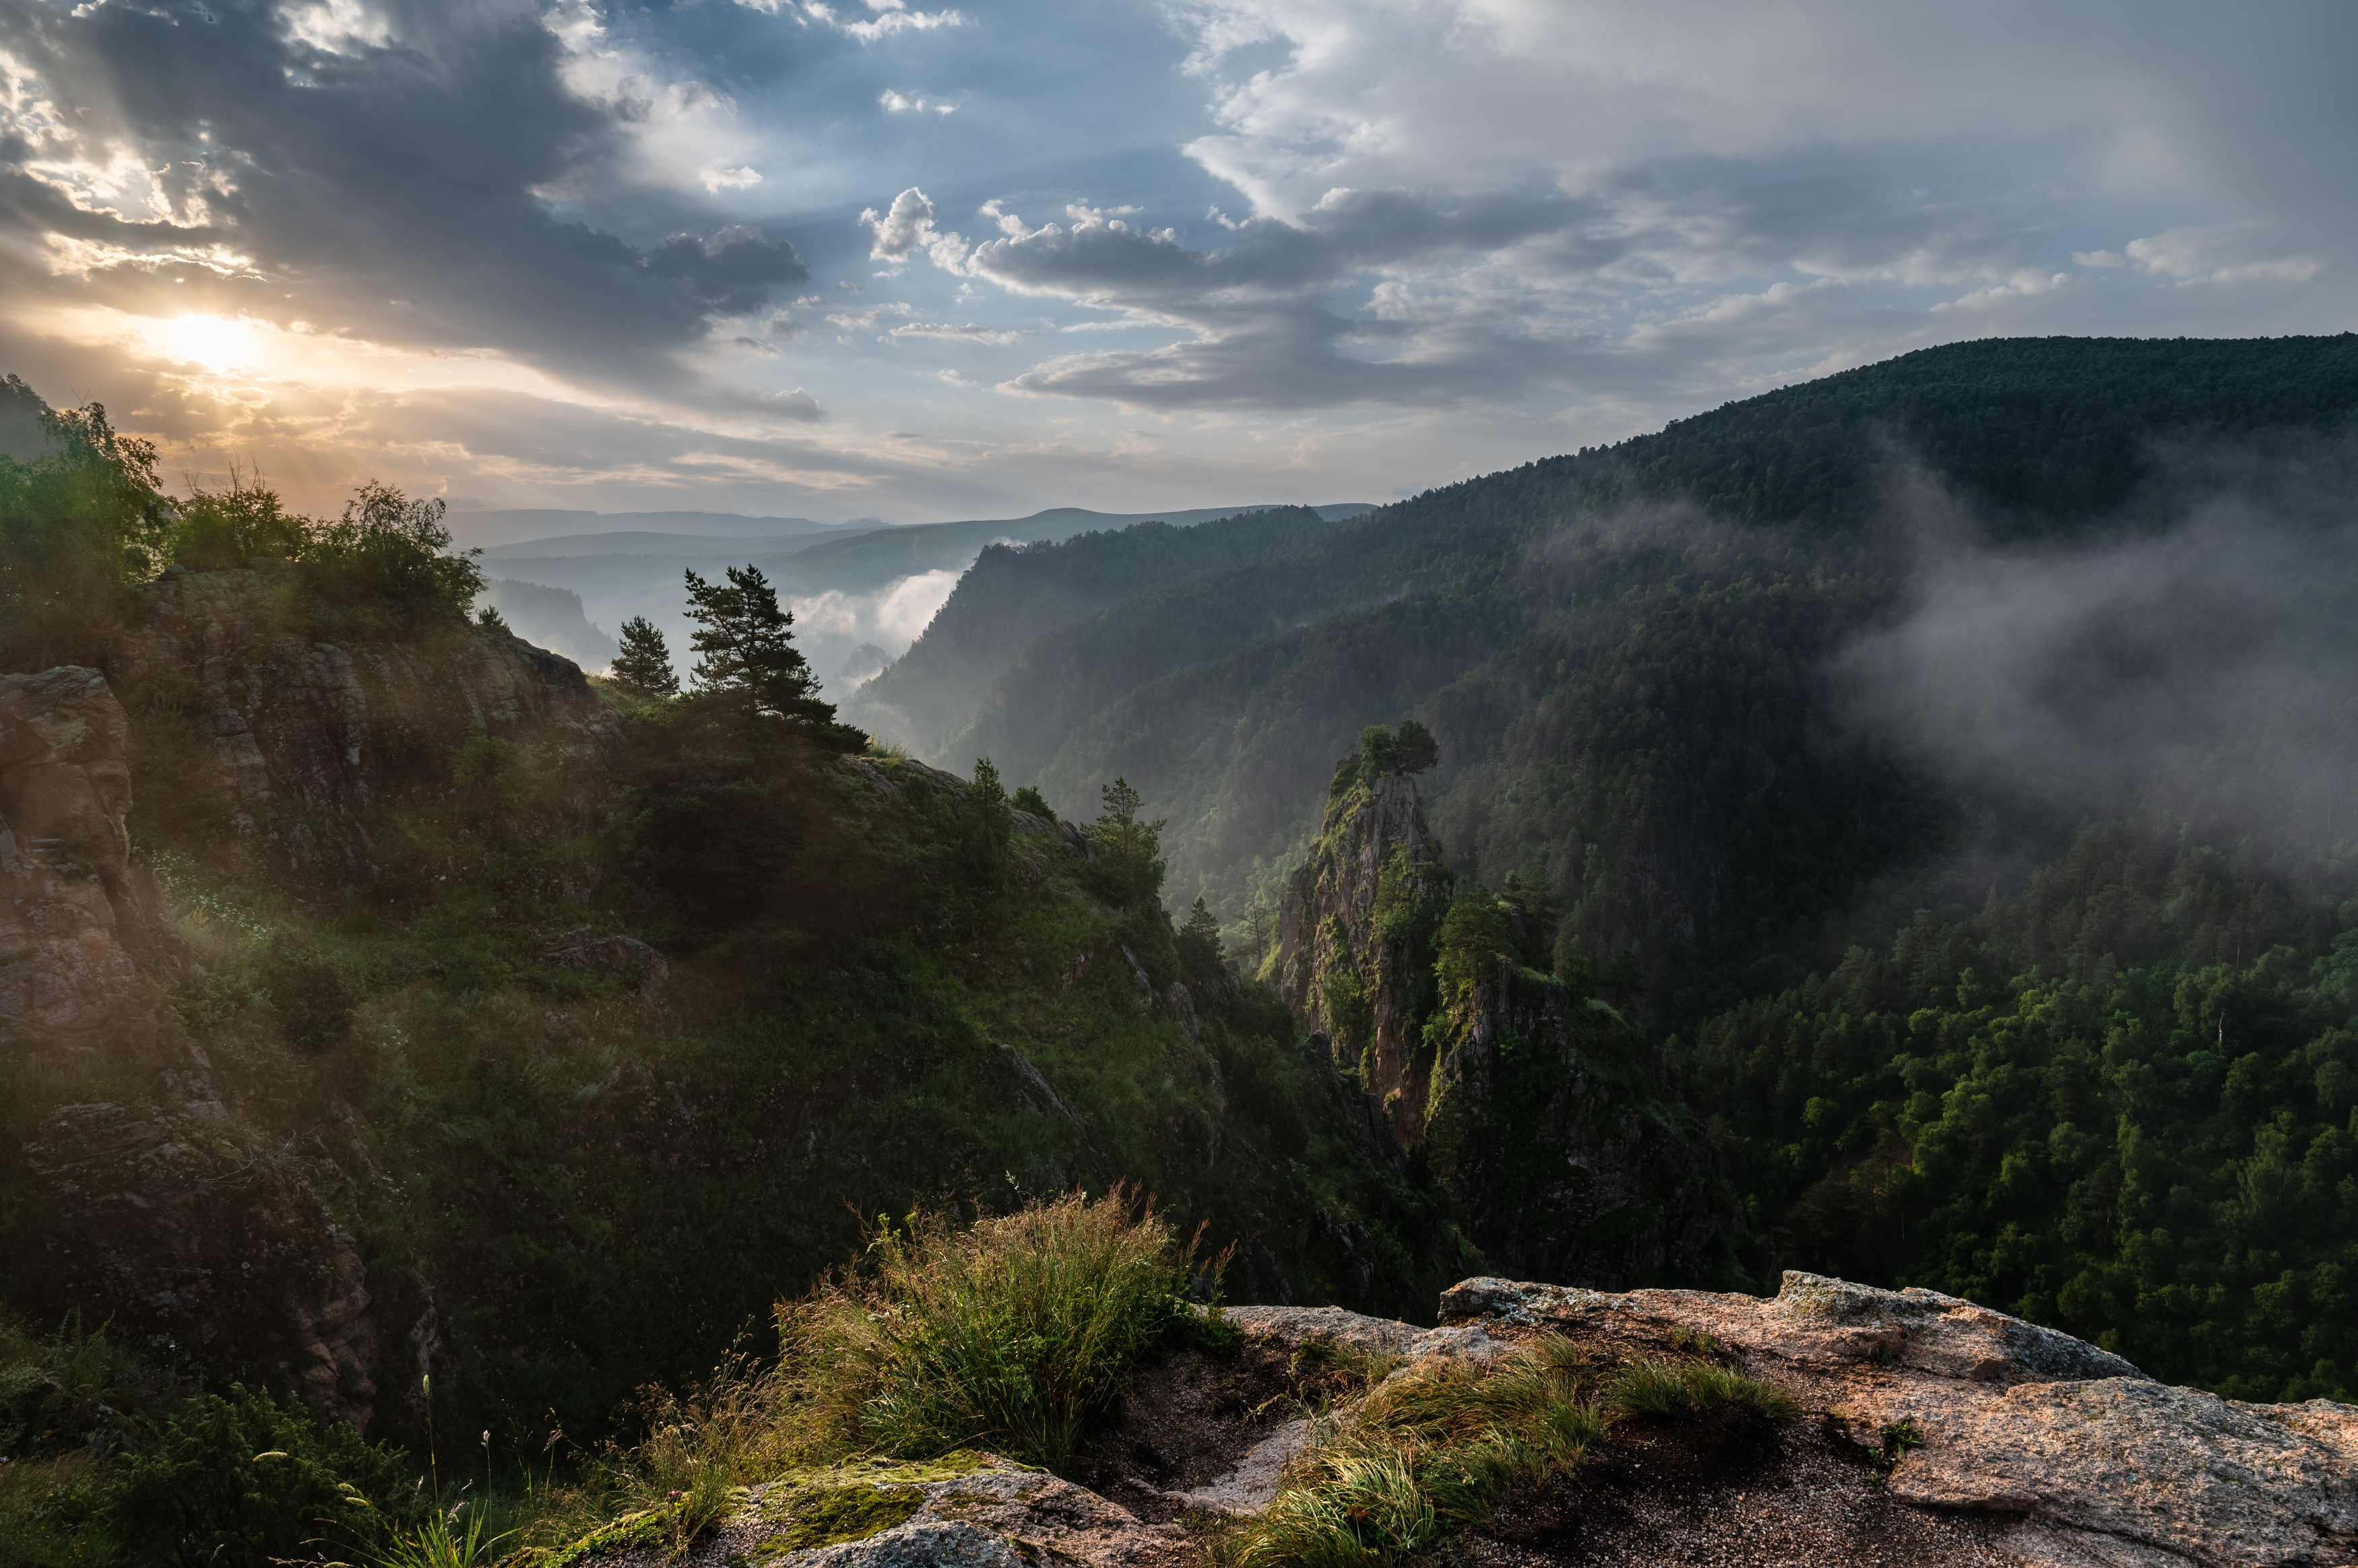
[3,335,2357,1562]
[858,335,2358,1399]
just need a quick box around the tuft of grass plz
[1605,1357,1798,1422]
[779,1186,1203,1474]
[1234,1337,1795,1567]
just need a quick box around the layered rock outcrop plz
[0,665,174,1039]
[24,1103,384,1431]
[104,562,622,881]
[1443,1272,2358,1567]
[1275,765,1733,1288]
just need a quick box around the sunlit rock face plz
[104,561,625,882]
[0,665,169,1039]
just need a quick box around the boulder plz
[1442,1271,2358,1567]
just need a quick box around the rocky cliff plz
[105,560,622,882]
[0,665,174,1039]
[563,1272,2358,1568]
[1275,764,1735,1288]
[5,566,627,1433]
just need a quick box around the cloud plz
[885,322,1022,345]
[879,90,957,115]
[790,564,961,650]
[861,187,972,269]
[790,1,965,42]
[0,0,810,391]
[699,164,765,191]
[1839,440,2358,812]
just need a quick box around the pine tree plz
[1390,719,1439,776]
[610,616,678,697]
[680,565,862,748]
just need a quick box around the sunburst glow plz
[153,313,260,370]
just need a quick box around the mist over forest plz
[4,335,2358,1564]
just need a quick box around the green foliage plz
[1432,893,1510,1013]
[255,931,362,1053]
[1389,721,1438,778]
[104,1385,412,1568]
[1009,784,1053,820]
[0,381,170,672]
[1176,898,1225,991]
[609,616,678,698]
[1236,1337,1776,1568]
[612,696,833,928]
[302,483,485,618]
[1603,1357,1796,1420]
[1680,815,2358,1398]
[168,475,309,570]
[682,564,858,746]
[1087,777,1168,907]
[777,1189,1202,1474]
[958,758,1014,889]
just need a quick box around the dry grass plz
[777,1186,1203,1474]
[1230,1336,1797,1568]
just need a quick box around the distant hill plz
[857,333,2358,960]
[447,508,850,549]
[480,501,1378,709]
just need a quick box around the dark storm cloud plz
[0,0,805,381]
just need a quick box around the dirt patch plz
[1456,1404,2025,1568]
[1072,1335,1374,1525]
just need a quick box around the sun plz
[154,313,259,370]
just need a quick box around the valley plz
[1,337,2355,1564]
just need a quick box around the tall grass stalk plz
[779,1186,1201,1473]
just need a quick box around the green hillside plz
[865,335,2358,1002]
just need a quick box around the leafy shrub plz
[300,483,484,618]
[0,383,169,672]
[169,477,309,570]
[257,932,362,1052]
[1009,784,1053,820]
[103,1385,412,1568]
[779,1187,1201,1473]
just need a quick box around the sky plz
[1,0,2353,525]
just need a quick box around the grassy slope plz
[0,662,1463,1470]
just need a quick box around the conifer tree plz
[680,564,862,748]
[610,616,678,697]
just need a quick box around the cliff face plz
[1276,766,1734,1289]
[105,561,622,882]
[0,665,174,1039]
[5,568,627,1431]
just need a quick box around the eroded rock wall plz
[0,665,173,1039]
[1275,765,1733,1289]
[106,561,623,881]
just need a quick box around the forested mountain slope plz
[860,335,2358,1021]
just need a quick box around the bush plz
[300,483,484,618]
[778,1187,1201,1473]
[169,476,309,570]
[103,1385,412,1568]
[257,932,362,1053]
